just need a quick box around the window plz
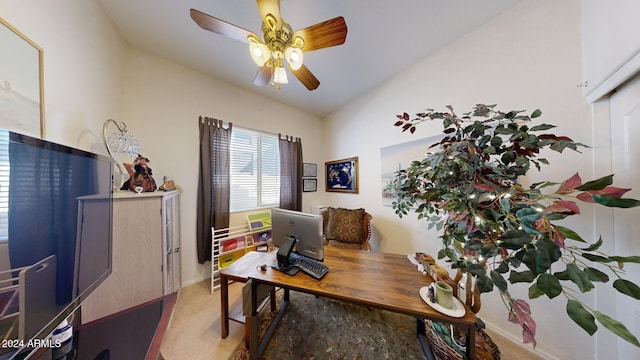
[230,127,279,212]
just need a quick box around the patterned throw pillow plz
[326,207,365,244]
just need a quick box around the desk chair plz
[321,207,373,251]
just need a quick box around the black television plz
[0,129,113,359]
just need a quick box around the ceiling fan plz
[190,0,347,90]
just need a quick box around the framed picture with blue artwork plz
[325,156,358,193]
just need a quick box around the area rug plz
[232,289,426,359]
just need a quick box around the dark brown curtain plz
[279,135,303,211]
[197,117,232,263]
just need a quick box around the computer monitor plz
[271,208,324,261]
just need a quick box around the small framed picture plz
[303,163,317,177]
[325,156,358,193]
[303,178,317,192]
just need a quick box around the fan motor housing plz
[262,19,293,52]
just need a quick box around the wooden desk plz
[218,251,276,348]
[221,248,477,359]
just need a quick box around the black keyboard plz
[289,252,329,280]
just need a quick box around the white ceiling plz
[98,0,526,118]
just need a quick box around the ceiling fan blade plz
[290,64,320,91]
[190,9,257,44]
[256,0,282,28]
[293,17,347,52]
[253,66,272,86]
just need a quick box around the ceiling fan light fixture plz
[273,66,288,84]
[285,46,303,70]
[249,37,271,66]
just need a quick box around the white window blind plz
[0,130,9,241]
[230,127,280,212]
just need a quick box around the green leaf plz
[537,237,562,266]
[499,197,511,214]
[515,208,544,235]
[575,175,613,191]
[501,151,516,164]
[530,123,555,131]
[554,268,571,280]
[528,283,544,299]
[466,263,487,277]
[583,253,612,263]
[499,230,533,250]
[566,263,595,292]
[580,237,603,251]
[530,109,543,118]
[495,125,517,135]
[584,267,609,283]
[490,270,508,291]
[593,311,640,347]
[523,238,561,275]
[509,270,536,283]
[496,261,510,274]
[593,195,640,208]
[566,300,597,335]
[476,273,494,293]
[613,279,640,300]
[609,255,640,264]
[557,225,586,243]
[537,273,562,298]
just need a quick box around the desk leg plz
[249,281,259,360]
[249,284,290,360]
[465,324,476,360]
[220,274,229,339]
[416,319,436,360]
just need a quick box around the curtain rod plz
[234,123,301,141]
[200,117,301,140]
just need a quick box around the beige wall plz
[582,0,640,94]
[323,0,595,358]
[2,0,637,359]
[121,47,325,285]
[0,0,124,153]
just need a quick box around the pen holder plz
[435,281,454,309]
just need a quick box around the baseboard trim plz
[182,275,210,288]
[483,320,560,360]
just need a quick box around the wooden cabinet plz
[81,190,181,323]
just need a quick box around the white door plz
[608,75,640,359]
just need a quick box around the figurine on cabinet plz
[121,154,157,192]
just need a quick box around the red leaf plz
[509,299,538,347]
[521,323,538,348]
[466,217,479,234]
[472,183,497,192]
[393,120,404,126]
[577,192,595,203]
[402,112,410,120]
[601,186,631,198]
[446,105,454,113]
[558,173,582,194]
[550,224,566,248]
[545,200,581,215]
[513,299,531,315]
[538,134,575,142]
[577,187,631,203]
